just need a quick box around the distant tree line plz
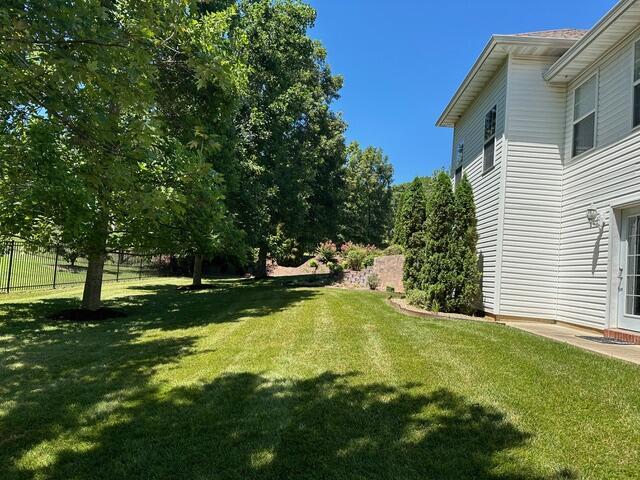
[0,0,394,310]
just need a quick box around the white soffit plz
[545,0,640,84]
[436,36,576,128]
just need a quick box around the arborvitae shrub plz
[421,171,456,311]
[451,174,481,314]
[400,178,428,291]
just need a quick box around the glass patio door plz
[619,208,640,332]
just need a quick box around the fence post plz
[139,256,143,279]
[52,245,59,289]
[116,253,120,282]
[6,240,15,293]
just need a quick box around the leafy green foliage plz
[148,2,248,273]
[316,240,338,264]
[421,171,456,311]
[326,261,344,277]
[341,142,393,246]
[344,249,367,271]
[450,174,481,314]
[406,288,429,308]
[340,242,379,271]
[309,259,319,272]
[399,178,428,291]
[366,273,380,290]
[403,171,480,314]
[0,0,243,307]
[232,0,346,275]
[392,176,431,245]
[268,224,304,267]
[383,244,404,256]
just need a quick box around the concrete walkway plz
[506,321,640,365]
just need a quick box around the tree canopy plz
[0,0,244,307]
[231,0,346,276]
[341,142,394,247]
[0,0,393,308]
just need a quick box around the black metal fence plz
[0,241,171,293]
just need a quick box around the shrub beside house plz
[397,171,481,315]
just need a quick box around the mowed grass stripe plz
[1,279,640,479]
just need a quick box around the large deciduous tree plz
[341,142,393,246]
[0,0,240,308]
[233,0,346,277]
[150,2,247,287]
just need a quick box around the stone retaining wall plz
[340,255,405,293]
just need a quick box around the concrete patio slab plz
[506,321,640,366]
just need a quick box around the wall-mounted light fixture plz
[586,203,605,229]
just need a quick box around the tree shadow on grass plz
[0,279,319,335]
[0,281,320,479]
[1,371,576,480]
[0,282,577,479]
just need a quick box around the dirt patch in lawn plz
[268,257,329,277]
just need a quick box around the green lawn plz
[1,279,639,479]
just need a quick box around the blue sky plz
[308,0,614,184]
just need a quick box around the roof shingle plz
[512,29,589,40]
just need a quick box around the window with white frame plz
[633,40,640,128]
[454,142,464,186]
[483,106,496,172]
[572,75,597,157]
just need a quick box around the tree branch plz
[0,37,128,48]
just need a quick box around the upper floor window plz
[454,166,463,187]
[572,75,597,157]
[483,106,496,172]
[633,40,640,128]
[456,142,464,167]
[454,142,464,187]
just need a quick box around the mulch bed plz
[46,308,128,322]
[387,297,491,323]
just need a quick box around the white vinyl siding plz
[557,34,640,329]
[633,40,640,128]
[563,33,638,161]
[559,131,640,328]
[599,43,633,144]
[500,57,565,320]
[445,29,640,330]
[451,62,507,314]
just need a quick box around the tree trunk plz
[192,254,203,287]
[255,245,268,279]
[81,253,106,311]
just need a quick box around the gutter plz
[436,36,498,128]
[544,0,636,82]
[436,36,577,128]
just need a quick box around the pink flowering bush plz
[315,241,338,264]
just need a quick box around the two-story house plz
[437,0,640,340]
